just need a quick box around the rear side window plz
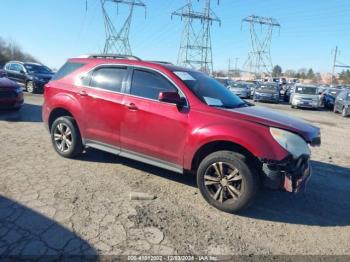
[52,62,85,81]
[90,67,127,92]
[130,69,177,100]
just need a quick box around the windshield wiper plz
[209,104,247,109]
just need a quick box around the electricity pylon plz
[172,0,221,75]
[100,0,146,55]
[242,15,280,77]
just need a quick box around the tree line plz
[0,37,39,67]
[272,65,350,84]
[272,65,322,82]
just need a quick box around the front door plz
[120,68,189,168]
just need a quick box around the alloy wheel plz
[27,82,34,93]
[53,123,72,153]
[204,162,243,203]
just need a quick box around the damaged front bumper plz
[261,154,312,193]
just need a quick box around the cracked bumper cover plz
[262,154,312,193]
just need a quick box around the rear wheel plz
[197,151,259,213]
[51,116,83,158]
[26,81,35,93]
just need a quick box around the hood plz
[231,87,248,92]
[255,89,279,95]
[31,72,54,78]
[227,105,320,145]
[0,77,19,90]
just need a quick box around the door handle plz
[78,90,88,97]
[126,103,138,111]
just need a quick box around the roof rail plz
[147,61,174,65]
[79,54,142,61]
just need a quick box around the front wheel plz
[197,151,259,213]
[26,81,35,93]
[51,116,83,158]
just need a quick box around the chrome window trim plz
[75,63,189,108]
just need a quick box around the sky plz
[1,0,349,73]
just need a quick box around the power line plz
[172,0,221,75]
[242,15,280,77]
[99,0,146,55]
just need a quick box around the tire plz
[197,151,259,213]
[291,105,295,109]
[51,116,83,158]
[26,81,35,93]
[10,107,21,111]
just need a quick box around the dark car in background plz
[4,61,54,93]
[333,90,350,117]
[253,82,280,103]
[0,76,23,110]
[322,88,343,109]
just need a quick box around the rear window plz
[52,62,85,81]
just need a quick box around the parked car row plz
[2,61,54,93]
[214,77,349,117]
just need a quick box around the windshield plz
[295,86,318,95]
[258,84,277,91]
[327,89,342,96]
[24,64,52,74]
[174,71,245,108]
[231,83,245,89]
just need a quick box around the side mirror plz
[158,91,185,106]
[20,70,26,75]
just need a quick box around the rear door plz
[77,65,128,148]
[120,68,189,168]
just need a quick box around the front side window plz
[10,64,21,72]
[130,69,177,100]
[90,67,127,92]
[173,70,245,108]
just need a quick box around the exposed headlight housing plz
[270,127,311,159]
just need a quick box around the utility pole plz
[100,0,146,55]
[331,46,339,86]
[242,15,280,78]
[234,57,239,77]
[172,0,221,75]
[228,58,231,78]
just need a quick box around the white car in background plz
[290,85,321,109]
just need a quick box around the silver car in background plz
[290,85,321,109]
[228,82,250,98]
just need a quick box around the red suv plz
[43,55,321,213]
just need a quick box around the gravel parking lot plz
[0,93,349,257]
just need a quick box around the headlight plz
[270,127,310,159]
